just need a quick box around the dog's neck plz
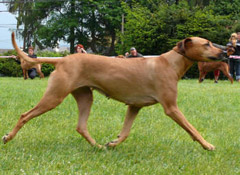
[173,49,196,62]
[162,50,194,80]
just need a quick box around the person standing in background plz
[227,33,240,82]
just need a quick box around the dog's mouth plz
[207,56,219,61]
[208,52,228,61]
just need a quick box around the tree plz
[115,0,239,56]
[7,0,64,50]
[8,0,123,54]
[116,1,193,55]
[8,0,36,50]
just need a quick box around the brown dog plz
[14,55,44,79]
[198,61,233,83]
[2,33,227,151]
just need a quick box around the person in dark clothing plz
[125,47,143,58]
[27,46,38,79]
[227,32,240,82]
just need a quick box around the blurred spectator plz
[76,44,87,54]
[125,47,143,58]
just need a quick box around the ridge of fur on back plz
[11,32,60,65]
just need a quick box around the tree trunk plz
[23,33,26,51]
[90,10,97,53]
[107,31,116,56]
[69,0,75,53]
[70,26,75,54]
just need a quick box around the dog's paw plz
[203,143,215,151]
[2,134,9,144]
[105,140,118,147]
[94,144,105,149]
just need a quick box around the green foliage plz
[0,58,22,77]
[37,51,69,57]
[116,3,158,55]
[116,0,237,55]
[9,0,123,54]
[0,50,21,77]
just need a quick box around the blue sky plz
[0,3,23,49]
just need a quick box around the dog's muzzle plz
[208,52,228,61]
[220,51,229,61]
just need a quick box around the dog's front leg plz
[157,83,215,150]
[163,104,215,150]
[199,71,206,83]
[106,105,141,147]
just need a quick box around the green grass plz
[0,77,240,175]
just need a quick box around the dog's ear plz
[174,38,192,54]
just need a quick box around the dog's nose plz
[219,52,228,61]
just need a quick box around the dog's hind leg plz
[36,65,44,79]
[106,105,141,147]
[2,74,70,144]
[71,87,100,147]
[221,66,233,84]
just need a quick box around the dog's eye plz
[204,42,210,47]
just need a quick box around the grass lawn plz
[0,77,240,175]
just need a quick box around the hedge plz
[0,50,68,77]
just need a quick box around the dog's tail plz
[11,32,61,65]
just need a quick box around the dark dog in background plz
[198,61,233,83]
[198,45,235,83]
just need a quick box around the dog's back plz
[198,61,228,72]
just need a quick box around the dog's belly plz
[120,96,157,106]
[93,87,158,107]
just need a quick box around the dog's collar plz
[173,50,196,62]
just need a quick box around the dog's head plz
[227,46,235,56]
[173,37,226,62]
